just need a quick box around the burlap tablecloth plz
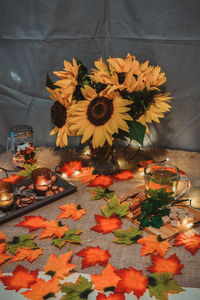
[0,147,200,288]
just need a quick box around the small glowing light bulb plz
[62,173,68,179]
[166,157,169,161]
[73,170,81,176]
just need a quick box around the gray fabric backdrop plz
[0,0,200,153]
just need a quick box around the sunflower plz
[68,85,132,148]
[47,87,76,147]
[137,93,172,133]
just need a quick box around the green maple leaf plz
[90,187,115,201]
[101,195,130,219]
[113,226,142,245]
[7,234,38,254]
[52,230,82,248]
[148,272,185,300]
[60,275,93,300]
[17,164,38,178]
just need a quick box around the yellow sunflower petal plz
[50,127,59,135]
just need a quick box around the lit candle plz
[0,182,14,211]
[31,168,52,194]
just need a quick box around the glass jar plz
[8,125,36,170]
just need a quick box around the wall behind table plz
[0,0,200,153]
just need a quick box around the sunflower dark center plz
[51,101,66,128]
[117,72,126,84]
[87,96,113,126]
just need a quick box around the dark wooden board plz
[0,175,77,225]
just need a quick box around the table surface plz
[0,147,200,293]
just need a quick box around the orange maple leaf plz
[173,232,200,254]
[15,215,47,231]
[112,170,133,181]
[71,166,97,183]
[43,250,76,279]
[96,293,125,300]
[1,265,39,291]
[137,235,171,256]
[115,267,148,299]
[76,246,111,269]
[138,160,154,168]
[58,203,86,221]
[0,243,11,265]
[11,248,43,263]
[21,277,61,300]
[0,174,23,184]
[59,161,82,177]
[91,214,122,234]
[40,219,69,239]
[87,175,113,187]
[0,230,6,241]
[91,264,121,292]
[147,253,184,275]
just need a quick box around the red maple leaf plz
[91,214,122,234]
[173,232,200,254]
[1,265,39,291]
[96,293,125,300]
[76,246,111,269]
[138,160,154,168]
[112,170,133,181]
[87,175,113,187]
[0,175,23,184]
[15,215,47,231]
[58,161,82,177]
[147,253,184,275]
[115,267,148,299]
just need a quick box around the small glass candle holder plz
[31,168,52,196]
[0,182,14,212]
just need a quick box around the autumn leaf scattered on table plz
[148,272,185,300]
[138,160,154,168]
[71,166,97,183]
[1,265,39,292]
[58,161,82,177]
[7,234,38,254]
[58,203,86,221]
[21,276,61,300]
[52,229,82,248]
[60,275,93,300]
[87,175,113,188]
[101,195,130,219]
[89,187,115,201]
[40,219,69,239]
[0,231,6,242]
[0,174,23,184]
[0,243,12,265]
[113,226,142,245]
[173,232,200,254]
[76,246,111,269]
[91,264,120,292]
[43,250,76,279]
[15,215,47,231]
[96,293,125,300]
[115,267,148,299]
[147,254,184,275]
[137,235,171,256]
[112,170,134,181]
[91,214,122,234]
[17,164,37,178]
[10,248,43,263]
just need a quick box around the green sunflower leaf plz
[7,234,38,254]
[52,230,82,248]
[60,275,93,300]
[148,272,185,300]
[128,120,146,147]
[101,195,130,219]
[90,187,115,201]
[113,226,142,245]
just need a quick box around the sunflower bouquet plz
[46,53,171,170]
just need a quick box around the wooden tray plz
[126,206,200,240]
[0,175,77,225]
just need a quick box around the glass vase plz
[89,142,120,175]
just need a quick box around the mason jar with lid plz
[8,125,36,170]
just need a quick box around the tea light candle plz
[31,168,52,193]
[0,182,14,211]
